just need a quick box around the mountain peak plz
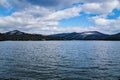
[12,30,21,32]
[71,32,78,34]
[5,30,25,35]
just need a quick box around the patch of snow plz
[7,30,24,35]
[81,32,94,35]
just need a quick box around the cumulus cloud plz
[93,17,114,26]
[0,0,81,10]
[0,5,82,33]
[0,0,120,34]
[91,16,120,33]
[45,6,81,20]
[82,0,119,15]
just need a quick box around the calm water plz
[0,41,120,80]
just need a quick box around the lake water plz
[0,41,120,80]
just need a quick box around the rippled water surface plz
[0,41,120,80]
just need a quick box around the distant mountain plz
[79,31,109,40]
[5,30,26,35]
[50,31,109,40]
[0,33,5,41]
[106,33,120,40]
[1,30,63,41]
[50,33,70,37]
[0,30,120,41]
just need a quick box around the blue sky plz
[0,0,120,34]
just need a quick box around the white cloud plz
[117,0,120,9]
[0,5,82,33]
[91,16,120,34]
[93,17,114,26]
[44,6,81,20]
[0,0,120,34]
[82,0,119,15]
[0,0,81,10]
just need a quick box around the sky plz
[0,0,120,34]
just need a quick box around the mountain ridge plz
[49,31,110,40]
[5,30,26,35]
[0,30,120,41]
